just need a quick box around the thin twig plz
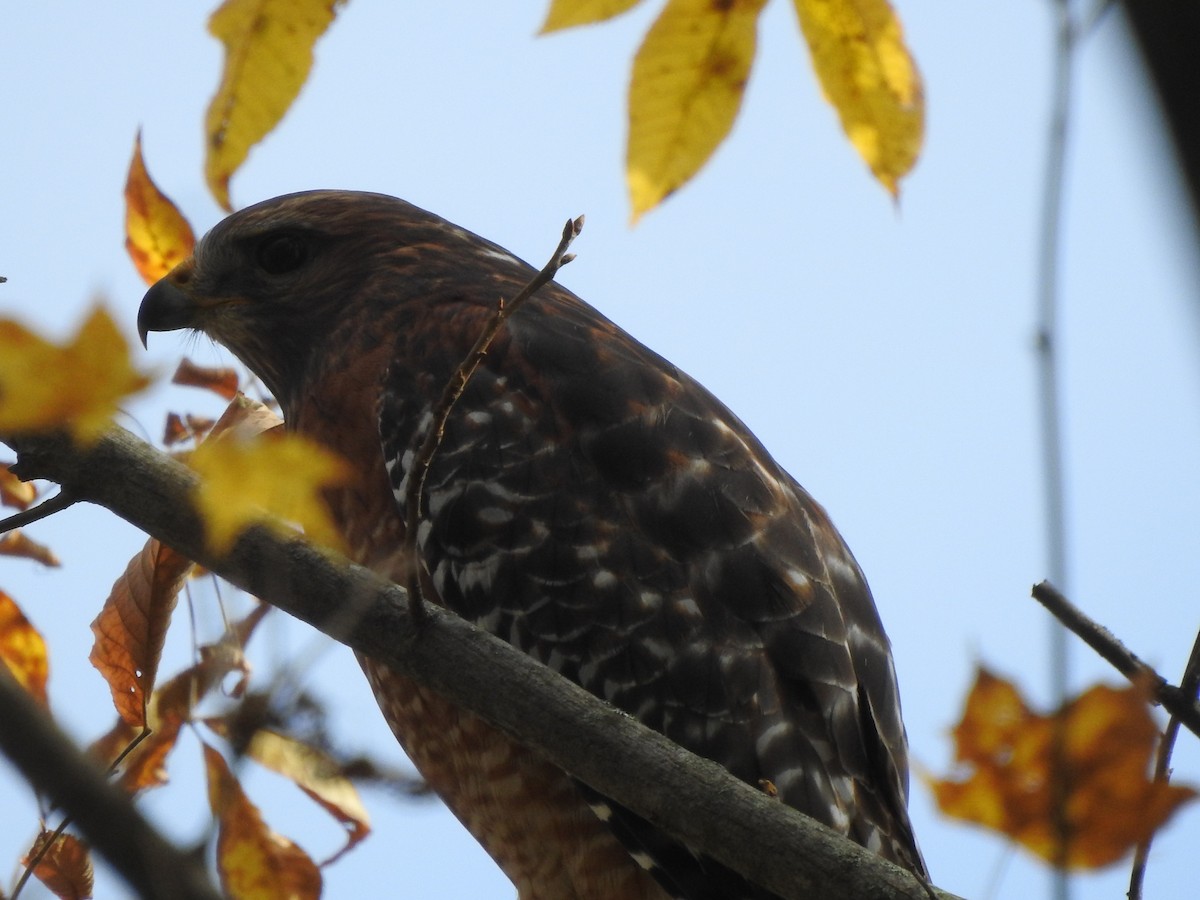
[1031,581,1200,736]
[400,216,584,621]
[0,489,76,534]
[11,816,73,900]
[1128,627,1200,899]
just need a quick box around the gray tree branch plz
[3,426,960,900]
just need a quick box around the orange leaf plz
[1,463,36,510]
[22,831,94,900]
[0,307,153,442]
[206,721,371,864]
[928,667,1197,869]
[204,742,323,899]
[0,591,49,705]
[0,530,61,567]
[626,0,767,223]
[790,0,923,196]
[173,357,241,401]
[124,131,196,286]
[205,0,345,210]
[90,539,193,728]
[540,0,645,32]
[163,412,191,447]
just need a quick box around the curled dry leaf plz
[22,830,94,900]
[204,742,322,900]
[173,357,241,401]
[124,131,196,286]
[0,307,152,443]
[0,530,61,567]
[206,720,371,864]
[0,590,49,705]
[206,0,345,210]
[90,539,193,728]
[626,0,768,223]
[928,666,1198,869]
[1,463,36,510]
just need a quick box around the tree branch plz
[0,664,220,900]
[4,426,960,900]
[1031,580,1200,737]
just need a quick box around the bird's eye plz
[255,233,308,275]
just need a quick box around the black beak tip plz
[137,279,194,349]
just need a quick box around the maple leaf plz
[172,357,241,400]
[206,0,345,211]
[22,830,94,900]
[626,0,767,223]
[89,539,193,728]
[0,590,49,706]
[124,130,196,286]
[0,529,61,567]
[791,0,924,197]
[204,742,322,900]
[1,463,37,510]
[540,0,645,32]
[928,666,1197,869]
[0,307,152,443]
[189,431,351,555]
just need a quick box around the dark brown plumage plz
[138,190,925,899]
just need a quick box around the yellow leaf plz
[0,591,49,706]
[124,131,196,286]
[0,307,153,442]
[626,0,767,223]
[540,0,645,33]
[205,743,322,900]
[189,432,350,554]
[928,667,1197,869]
[791,0,923,196]
[206,0,344,211]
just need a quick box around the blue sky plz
[3,3,1200,898]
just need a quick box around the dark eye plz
[255,233,308,275]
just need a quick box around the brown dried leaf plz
[172,358,240,401]
[0,590,48,705]
[204,742,322,899]
[90,539,193,727]
[1,463,36,510]
[163,412,190,447]
[22,831,94,900]
[0,530,60,567]
[928,667,1198,869]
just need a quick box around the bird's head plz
[137,190,529,413]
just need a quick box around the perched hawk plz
[138,191,925,898]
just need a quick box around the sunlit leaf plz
[204,742,323,899]
[791,0,923,196]
[124,131,196,286]
[22,831,94,900]
[0,530,61,567]
[928,667,1197,869]
[206,0,345,210]
[207,720,371,864]
[90,539,193,728]
[0,308,152,442]
[1,463,36,510]
[189,431,350,554]
[0,591,48,705]
[173,357,241,401]
[626,0,767,222]
[540,0,645,32]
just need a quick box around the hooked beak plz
[137,260,196,348]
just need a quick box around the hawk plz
[138,191,925,898]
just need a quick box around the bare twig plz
[400,216,584,620]
[1031,581,1200,737]
[0,489,76,534]
[1128,627,1200,899]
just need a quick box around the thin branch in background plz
[1128,627,1200,899]
[1036,1,1080,895]
[1031,581,1200,737]
[0,489,76,535]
